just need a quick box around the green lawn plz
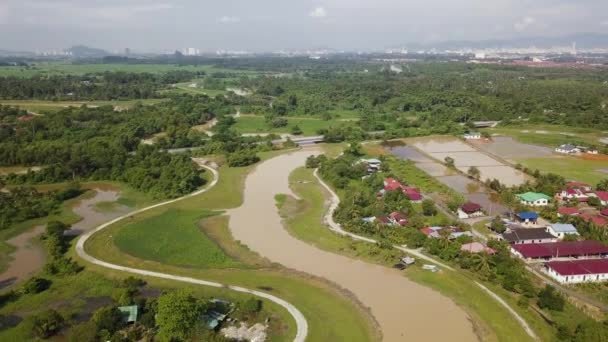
[486,125,606,148]
[283,166,551,342]
[233,115,356,135]
[0,99,165,113]
[517,156,608,184]
[114,208,241,269]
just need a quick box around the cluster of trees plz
[0,71,201,100]
[0,183,82,230]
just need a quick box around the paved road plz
[75,163,309,342]
[313,169,538,340]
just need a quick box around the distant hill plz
[67,45,110,58]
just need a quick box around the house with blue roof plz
[516,212,539,225]
[546,223,579,239]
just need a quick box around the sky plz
[0,0,607,52]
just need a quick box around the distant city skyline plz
[1,0,608,52]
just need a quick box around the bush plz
[242,298,262,314]
[305,154,327,169]
[291,125,303,135]
[270,117,288,128]
[227,151,260,167]
[21,277,52,295]
[30,309,64,339]
[421,199,437,216]
[537,285,565,311]
[44,257,83,276]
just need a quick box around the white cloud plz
[218,16,240,23]
[514,16,536,31]
[309,6,327,18]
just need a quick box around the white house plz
[546,223,579,239]
[555,144,580,154]
[463,132,482,140]
[517,192,551,206]
[544,259,608,284]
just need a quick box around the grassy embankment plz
[83,148,378,342]
[233,114,358,136]
[280,165,552,342]
[485,125,608,184]
[0,99,166,113]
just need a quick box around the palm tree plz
[470,253,493,278]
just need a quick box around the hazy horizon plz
[1,0,607,52]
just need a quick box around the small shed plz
[118,305,138,324]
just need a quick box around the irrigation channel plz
[76,164,309,342]
[228,148,480,342]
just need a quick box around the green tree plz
[156,290,204,341]
[291,124,303,135]
[537,285,565,311]
[30,309,64,339]
[597,179,608,191]
[92,306,124,337]
[21,277,51,294]
[467,166,481,180]
[421,199,437,216]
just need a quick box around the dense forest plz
[0,71,202,100]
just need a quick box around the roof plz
[118,305,138,323]
[517,211,538,220]
[546,259,608,276]
[558,207,579,215]
[460,242,495,254]
[377,216,392,224]
[464,132,480,136]
[581,213,608,226]
[461,202,482,214]
[601,209,608,217]
[384,178,403,191]
[512,240,608,259]
[502,228,555,243]
[557,144,577,151]
[595,191,608,201]
[390,212,407,221]
[566,181,590,188]
[517,192,550,202]
[548,223,578,234]
[403,187,422,200]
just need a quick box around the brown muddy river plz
[228,149,477,342]
[0,188,128,289]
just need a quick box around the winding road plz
[229,148,478,342]
[75,163,309,342]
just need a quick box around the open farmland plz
[0,99,165,113]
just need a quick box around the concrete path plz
[313,168,539,340]
[76,163,308,342]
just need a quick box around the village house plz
[460,242,495,254]
[515,211,539,225]
[457,202,484,219]
[557,188,590,202]
[557,207,580,217]
[379,178,422,202]
[594,191,608,206]
[511,240,608,261]
[463,132,482,140]
[581,212,608,227]
[565,181,593,192]
[420,226,473,239]
[359,158,382,173]
[555,144,580,154]
[544,259,608,284]
[502,228,558,245]
[546,223,579,239]
[517,192,551,206]
[389,212,408,226]
[602,209,608,217]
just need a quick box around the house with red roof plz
[402,187,422,202]
[383,178,403,191]
[389,212,408,226]
[379,178,422,202]
[557,207,580,217]
[544,259,608,284]
[457,202,484,219]
[594,191,608,206]
[565,181,592,192]
[580,212,608,227]
[558,188,589,202]
[601,209,608,217]
[511,240,608,260]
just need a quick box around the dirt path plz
[228,148,478,342]
[76,164,308,342]
[0,226,46,289]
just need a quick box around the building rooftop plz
[502,228,555,243]
[118,305,138,323]
[548,223,578,233]
[546,259,608,276]
[595,191,608,201]
[517,192,551,202]
[461,202,482,214]
[558,207,579,215]
[517,211,538,220]
[512,240,608,259]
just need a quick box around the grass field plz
[114,208,241,269]
[282,166,553,342]
[517,156,608,184]
[486,124,607,148]
[82,149,378,342]
[0,99,165,113]
[233,115,357,136]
